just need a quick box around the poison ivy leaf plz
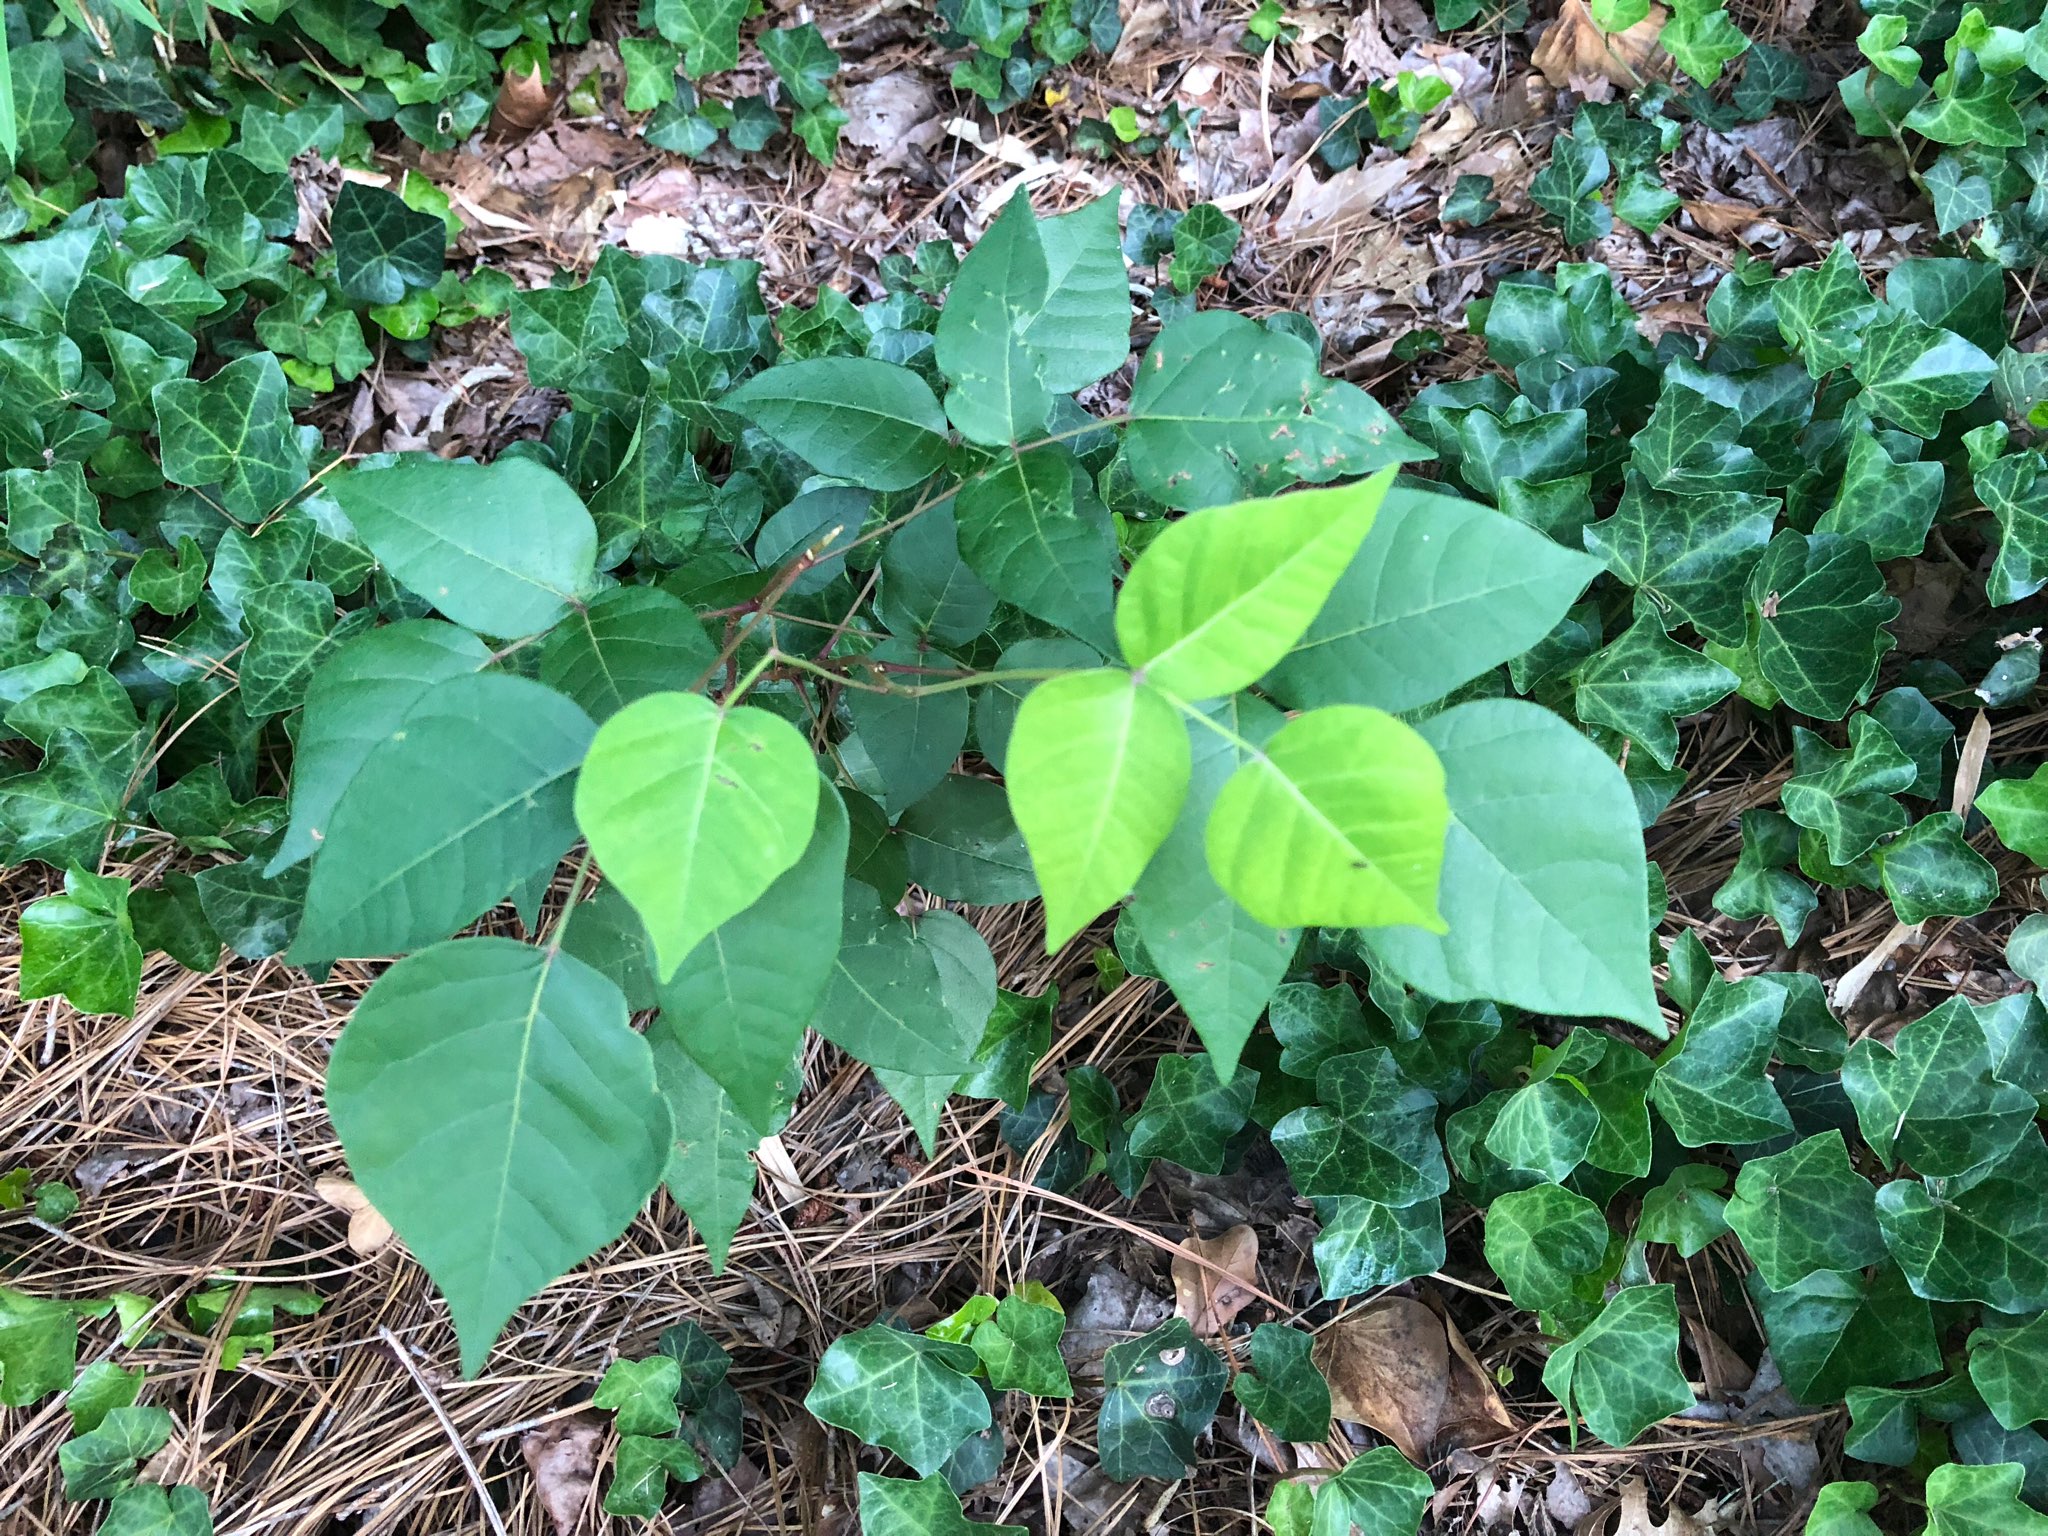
[954,448,1117,651]
[98,1484,216,1536]
[1872,812,1998,923]
[1970,1312,2048,1430]
[956,988,1053,1108]
[326,939,671,1376]
[1712,808,1818,945]
[1232,1324,1330,1441]
[1126,1052,1257,1172]
[933,194,1051,446]
[539,586,718,722]
[1484,1182,1610,1314]
[1747,531,1899,720]
[1119,472,1392,699]
[1308,1447,1432,1536]
[1877,1130,2048,1313]
[1979,763,2048,864]
[877,504,998,650]
[1846,998,2038,1176]
[152,351,306,521]
[1725,1130,1884,1288]
[604,1435,703,1518]
[651,1035,757,1272]
[1852,312,1996,438]
[0,1286,78,1407]
[1127,694,1297,1077]
[1312,1195,1445,1297]
[1637,1164,1731,1257]
[1266,485,1601,714]
[330,182,445,306]
[1782,716,1915,864]
[60,1405,174,1499]
[1366,700,1661,1032]
[1580,476,1775,651]
[577,692,819,981]
[1206,704,1448,931]
[1098,1319,1227,1482]
[332,457,597,638]
[271,621,490,873]
[1813,431,1943,560]
[20,866,142,1016]
[855,1473,1026,1536]
[1651,976,1793,1146]
[1753,1260,1938,1404]
[1572,603,1737,770]
[814,883,987,1076]
[1125,310,1429,511]
[805,1325,990,1477]
[843,638,970,815]
[1804,1482,1882,1536]
[1542,1285,1692,1447]
[558,884,657,1012]
[899,776,1036,906]
[595,1355,683,1437]
[1271,1047,1448,1206]
[1006,668,1189,950]
[726,359,949,492]
[1923,1459,2048,1535]
[290,674,593,962]
[970,1292,1070,1396]
[1016,195,1129,392]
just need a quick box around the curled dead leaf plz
[1315,1297,1448,1463]
[1615,1477,1707,1536]
[1532,0,1670,101]
[1171,1224,1259,1335]
[316,1175,396,1257]
[1431,1298,1515,1449]
[491,65,553,138]
[521,1414,604,1536]
[1683,199,1765,239]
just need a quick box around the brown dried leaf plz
[521,1414,604,1536]
[1532,0,1670,101]
[1436,1304,1514,1447]
[1171,1224,1259,1335]
[1615,1478,1708,1536]
[1314,1297,1448,1463]
[316,1176,395,1257]
[490,65,553,137]
[1682,198,1764,238]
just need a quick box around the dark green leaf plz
[1580,476,1776,648]
[152,352,307,522]
[1747,531,1898,720]
[1097,1319,1227,1481]
[805,1324,990,1476]
[1877,1130,2048,1313]
[1272,1048,1447,1205]
[855,1473,1026,1536]
[19,866,141,1017]
[1126,1052,1257,1174]
[1872,812,1998,923]
[1541,1285,1692,1446]
[1651,976,1792,1145]
[1232,1324,1329,1441]
[331,181,445,306]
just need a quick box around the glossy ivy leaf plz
[1006,668,1189,949]
[271,621,490,873]
[151,351,306,522]
[1923,1460,2048,1535]
[1127,693,1296,1077]
[1572,602,1737,770]
[1969,1312,2048,1430]
[326,939,671,1376]
[290,674,594,963]
[806,1324,990,1477]
[1747,531,1899,720]
[1651,976,1792,1146]
[1724,1130,1884,1289]
[1978,762,2048,864]
[1845,998,2037,1176]
[1978,448,2048,606]
[98,1484,215,1536]
[330,182,445,306]
[1126,1052,1257,1172]
[1805,1482,1882,1536]
[970,1292,1070,1396]
[1484,1182,1609,1315]
[1308,1447,1432,1536]
[1754,1260,1938,1404]
[1168,203,1240,292]
[1774,244,1881,377]
[1889,256,2007,355]
[0,1285,79,1407]
[1542,1285,1692,1446]
[1266,485,1601,714]
[1877,1131,2048,1313]
[1662,0,1750,85]
[1530,133,1612,246]
[1097,1319,1227,1482]
[726,358,949,492]
[330,457,598,639]
[855,1473,1026,1536]
[20,866,142,1016]
[1813,431,1943,561]
[1206,703,1447,932]
[651,1036,757,1271]
[577,692,820,982]
[1781,716,1915,865]
[595,1355,682,1437]
[1636,1164,1730,1257]
[1125,310,1429,511]
[60,1405,174,1500]
[1232,1324,1330,1441]
[1119,472,1393,699]
[1580,476,1776,651]
[1871,812,1998,924]
[1267,981,1370,1078]
[1271,1047,1448,1206]
[67,1361,143,1434]
[1313,1195,1445,1297]
[655,0,746,75]
[1712,808,1817,944]
[1366,699,1661,1032]
[1486,1070,1597,1184]
[604,1435,703,1518]
[538,586,718,722]
[1852,312,1996,438]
